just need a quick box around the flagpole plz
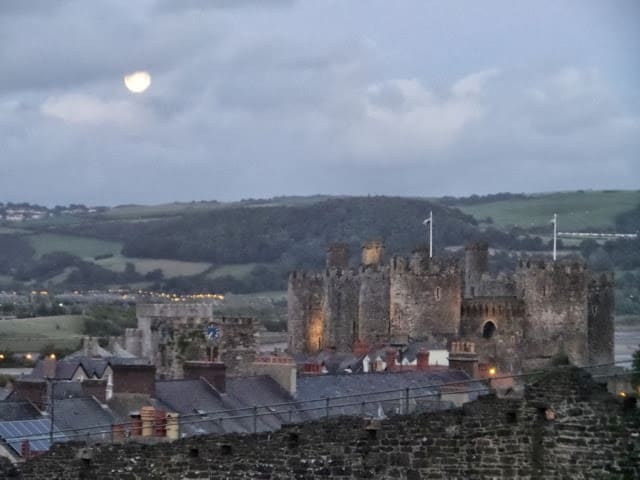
[429,211,433,258]
[552,213,557,261]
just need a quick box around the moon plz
[124,71,152,93]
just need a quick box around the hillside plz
[447,190,640,232]
[0,192,638,318]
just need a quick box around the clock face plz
[206,324,222,341]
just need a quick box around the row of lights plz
[0,353,56,361]
[35,290,226,301]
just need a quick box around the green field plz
[0,226,30,234]
[0,315,85,352]
[27,233,123,259]
[96,255,212,277]
[458,190,640,231]
[207,263,260,280]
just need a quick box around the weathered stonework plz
[289,241,615,374]
[12,368,640,479]
[133,303,258,378]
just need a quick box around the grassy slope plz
[103,196,335,220]
[207,263,260,279]
[27,233,123,259]
[0,315,85,352]
[457,190,640,231]
[96,255,212,277]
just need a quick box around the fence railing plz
[2,360,636,450]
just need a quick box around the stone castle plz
[288,241,615,372]
[124,303,258,379]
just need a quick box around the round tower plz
[362,241,385,267]
[326,243,350,270]
[464,241,489,298]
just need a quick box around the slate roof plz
[225,375,303,431]
[52,397,115,443]
[154,379,244,436]
[0,401,42,422]
[295,369,488,419]
[0,387,12,401]
[154,376,301,436]
[30,356,150,381]
[30,359,89,380]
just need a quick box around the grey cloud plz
[154,0,294,13]
[0,1,638,205]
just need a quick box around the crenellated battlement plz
[390,254,460,276]
[461,297,525,317]
[324,267,359,280]
[517,256,587,275]
[589,272,615,289]
[288,241,614,371]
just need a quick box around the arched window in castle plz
[482,321,497,339]
[435,287,441,301]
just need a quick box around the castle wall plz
[460,297,525,372]
[389,253,461,342]
[587,272,615,366]
[358,266,390,344]
[15,369,640,480]
[361,241,384,266]
[326,243,350,270]
[464,242,488,298]
[135,304,258,378]
[474,273,517,297]
[516,259,589,369]
[323,269,360,351]
[287,272,325,353]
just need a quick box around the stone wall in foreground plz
[10,368,640,479]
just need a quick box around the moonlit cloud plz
[0,0,638,205]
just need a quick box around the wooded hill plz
[0,192,638,315]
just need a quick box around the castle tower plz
[362,241,385,267]
[323,269,360,352]
[516,258,590,369]
[358,265,391,344]
[464,241,489,298]
[326,243,350,270]
[287,272,325,353]
[389,250,462,343]
[587,273,615,367]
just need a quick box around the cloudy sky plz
[1,0,639,206]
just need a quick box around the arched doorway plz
[482,320,497,339]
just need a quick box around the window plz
[435,286,441,301]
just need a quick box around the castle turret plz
[362,241,384,267]
[287,272,325,353]
[516,257,590,369]
[464,241,488,298]
[587,272,615,366]
[326,243,350,270]
[389,251,462,343]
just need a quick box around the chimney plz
[81,379,107,404]
[303,362,322,375]
[448,342,479,379]
[21,440,31,459]
[251,355,297,396]
[42,357,57,379]
[111,364,156,396]
[183,361,226,393]
[385,348,397,371]
[353,340,370,357]
[12,379,47,410]
[416,351,430,371]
